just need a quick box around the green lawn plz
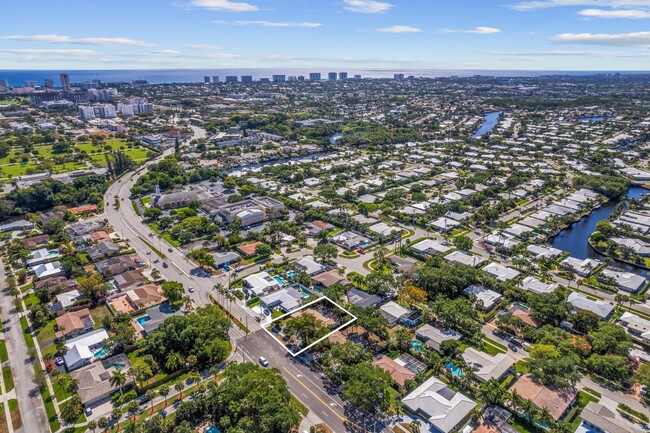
[568,391,600,431]
[2,366,14,392]
[90,306,111,329]
[52,161,88,173]
[8,399,21,431]
[0,163,38,178]
[35,319,57,345]
[23,293,40,310]
[0,340,8,363]
[19,317,35,349]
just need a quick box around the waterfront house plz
[567,292,614,320]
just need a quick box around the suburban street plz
[0,258,50,433]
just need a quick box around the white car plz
[188,287,194,293]
[259,356,269,367]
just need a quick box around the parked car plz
[55,357,64,366]
[162,262,169,268]
[84,407,92,416]
[188,287,194,293]
[223,264,230,271]
[357,249,366,255]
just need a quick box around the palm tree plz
[189,370,201,385]
[174,381,184,401]
[88,420,98,433]
[521,399,536,418]
[159,384,170,407]
[97,417,109,432]
[410,419,421,433]
[538,408,555,431]
[145,389,156,414]
[109,370,127,398]
[165,351,183,372]
[509,390,522,412]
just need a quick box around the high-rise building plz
[309,72,321,81]
[339,72,348,80]
[225,76,238,83]
[212,76,219,83]
[94,105,116,119]
[241,76,253,82]
[394,73,405,80]
[24,80,38,87]
[204,76,211,84]
[297,75,305,81]
[259,78,270,82]
[44,78,54,88]
[78,106,95,120]
[60,73,72,92]
[272,75,286,82]
[287,76,297,82]
[0,79,8,88]
[328,72,337,81]
[354,74,362,80]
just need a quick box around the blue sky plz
[1,0,650,70]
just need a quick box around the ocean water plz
[0,68,634,86]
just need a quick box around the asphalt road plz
[0,258,50,433]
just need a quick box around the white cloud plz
[553,31,650,46]
[0,34,152,47]
[439,27,502,34]
[186,44,222,50]
[376,25,422,33]
[511,0,650,10]
[577,7,650,17]
[484,49,641,57]
[0,48,97,56]
[186,0,258,11]
[214,20,322,27]
[343,0,393,13]
[466,26,502,34]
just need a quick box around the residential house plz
[25,248,60,266]
[312,270,350,288]
[96,256,136,276]
[402,376,477,433]
[444,251,487,267]
[372,355,416,387]
[71,354,134,406]
[601,268,647,294]
[482,263,520,282]
[519,276,558,295]
[560,257,600,277]
[125,284,165,310]
[244,272,281,296]
[56,308,94,338]
[346,288,383,308]
[212,251,240,269]
[411,239,453,256]
[379,301,420,326]
[64,328,109,371]
[579,402,644,433]
[415,324,461,351]
[113,270,146,291]
[461,348,514,382]
[31,261,64,280]
[294,256,325,276]
[619,312,650,343]
[86,242,120,262]
[509,374,577,421]
[567,292,614,320]
[464,285,503,310]
[23,234,50,249]
[259,284,304,313]
[35,276,77,294]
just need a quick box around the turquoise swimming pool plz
[446,363,464,378]
[273,276,286,286]
[411,340,425,353]
[93,346,108,359]
[136,315,151,325]
[205,426,220,433]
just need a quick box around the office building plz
[212,76,219,83]
[272,75,286,82]
[204,76,211,84]
[60,73,72,92]
[0,79,8,88]
[309,72,321,81]
[394,73,405,80]
[339,72,348,80]
[328,72,337,81]
[225,76,238,83]
[241,75,253,82]
[44,78,54,89]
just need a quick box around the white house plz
[243,272,281,296]
[64,328,109,371]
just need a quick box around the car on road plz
[235,266,244,272]
[259,356,269,367]
[357,248,366,254]
[188,287,194,293]
[508,343,518,352]
[162,262,169,268]
[168,248,173,252]
[55,357,64,366]
[84,407,92,416]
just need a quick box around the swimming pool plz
[286,271,297,279]
[446,363,464,378]
[93,346,108,359]
[205,426,220,433]
[136,315,151,325]
[273,276,286,286]
[411,340,425,353]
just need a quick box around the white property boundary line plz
[262,296,357,357]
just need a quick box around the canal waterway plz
[551,186,649,278]
[471,111,504,138]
